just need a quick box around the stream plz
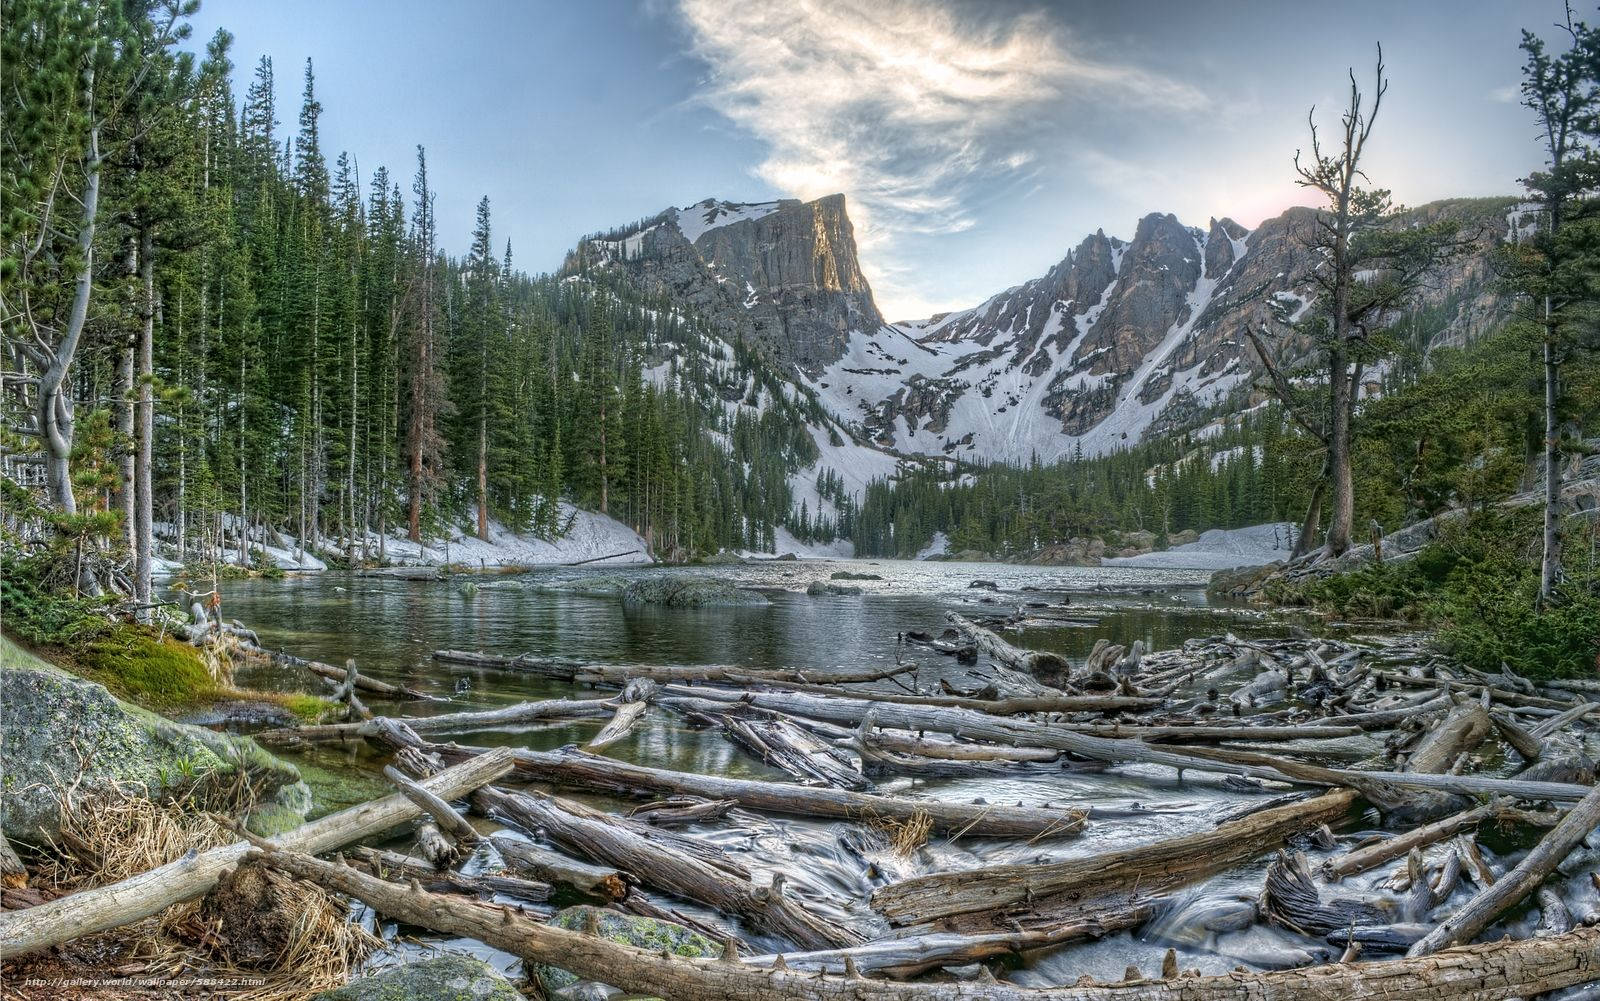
[187,559,1472,987]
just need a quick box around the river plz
[201,558,1368,987]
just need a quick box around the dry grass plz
[866,809,934,858]
[34,793,376,1001]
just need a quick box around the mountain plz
[563,193,1522,489]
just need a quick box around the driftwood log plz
[1410,780,1600,956]
[872,789,1358,931]
[491,835,629,901]
[946,612,1072,676]
[258,847,1600,1001]
[0,747,515,957]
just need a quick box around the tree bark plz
[946,613,1072,677]
[491,835,628,901]
[1540,296,1563,604]
[134,225,155,622]
[260,848,1600,1001]
[0,748,514,957]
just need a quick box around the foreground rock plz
[622,577,768,607]
[313,954,520,1001]
[0,637,306,845]
[533,905,717,997]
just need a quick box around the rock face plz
[533,905,718,998]
[569,194,1521,464]
[0,637,305,845]
[568,195,881,374]
[313,955,520,1001]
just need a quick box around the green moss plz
[76,626,219,710]
[280,692,340,723]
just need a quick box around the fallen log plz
[432,650,912,687]
[871,789,1357,931]
[678,702,869,789]
[383,764,482,845]
[587,700,650,750]
[415,819,459,868]
[946,612,1072,677]
[744,930,1063,976]
[491,835,629,901]
[481,787,859,950]
[1321,800,1499,881]
[259,847,1600,1001]
[0,747,515,957]
[238,643,438,700]
[432,739,1089,840]
[1409,780,1600,956]
[257,695,618,746]
[344,845,552,904]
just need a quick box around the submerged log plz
[0,747,515,957]
[257,695,618,746]
[259,847,1600,1001]
[344,845,551,905]
[871,789,1358,931]
[1410,780,1600,956]
[383,764,481,845]
[432,650,912,688]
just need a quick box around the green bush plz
[0,552,115,646]
[1273,509,1599,679]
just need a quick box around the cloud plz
[1488,83,1520,103]
[673,0,1209,317]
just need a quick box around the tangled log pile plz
[4,613,1598,1000]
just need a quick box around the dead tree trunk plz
[259,847,1600,1001]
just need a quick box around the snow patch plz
[1104,522,1297,570]
[674,199,784,245]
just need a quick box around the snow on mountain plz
[674,198,785,245]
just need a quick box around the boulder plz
[1016,537,1105,566]
[829,570,882,581]
[622,577,768,608]
[967,579,999,591]
[806,581,862,596]
[701,550,746,565]
[313,954,520,1001]
[0,636,306,846]
[533,906,717,997]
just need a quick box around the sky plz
[186,0,1549,321]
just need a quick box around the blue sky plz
[188,0,1548,320]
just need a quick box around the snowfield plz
[375,504,652,568]
[1103,522,1298,570]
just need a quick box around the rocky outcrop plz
[313,955,520,1001]
[621,576,769,607]
[567,195,881,374]
[0,637,306,845]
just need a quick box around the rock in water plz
[0,636,305,846]
[807,580,862,596]
[622,577,768,607]
[313,955,520,1001]
[533,905,718,997]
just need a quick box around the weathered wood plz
[0,748,515,957]
[482,787,859,950]
[871,789,1358,931]
[344,845,552,904]
[383,764,481,845]
[1410,780,1600,956]
[415,819,459,868]
[679,702,868,789]
[429,740,1089,840]
[491,835,629,901]
[1490,711,1544,761]
[433,649,912,687]
[946,612,1071,676]
[257,695,618,746]
[1321,801,1497,881]
[744,930,1064,976]
[240,642,437,700]
[259,847,1600,1001]
[588,699,649,750]
[0,833,25,888]
[1530,701,1600,740]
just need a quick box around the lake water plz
[198,558,1374,986]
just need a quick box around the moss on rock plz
[0,635,306,846]
[533,905,717,996]
[312,954,520,1001]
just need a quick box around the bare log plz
[871,789,1357,931]
[257,695,617,746]
[1321,801,1498,881]
[259,847,1600,1001]
[0,833,25,888]
[344,845,551,904]
[414,738,1089,840]
[491,835,629,901]
[415,819,460,869]
[0,748,515,957]
[588,699,650,750]
[433,650,912,687]
[481,787,859,950]
[946,612,1072,676]
[1410,780,1600,956]
[383,764,481,845]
